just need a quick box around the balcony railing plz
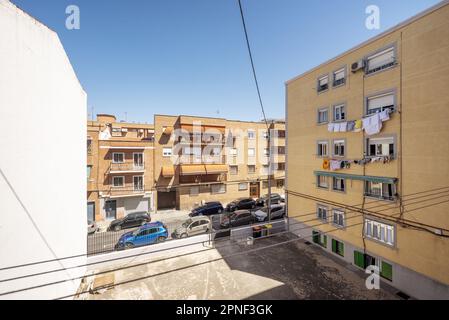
[107,185,145,197]
[109,163,145,172]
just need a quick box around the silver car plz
[174,216,211,238]
[253,204,285,222]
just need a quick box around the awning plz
[161,166,175,177]
[314,171,397,184]
[205,164,228,174]
[163,126,173,135]
[180,164,206,175]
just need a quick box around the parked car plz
[87,220,98,235]
[220,210,254,229]
[114,222,168,250]
[189,202,224,217]
[256,193,281,207]
[252,204,286,222]
[108,211,151,231]
[173,216,211,238]
[226,198,256,212]
[280,194,286,203]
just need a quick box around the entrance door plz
[105,200,117,220]
[133,153,144,170]
[87,202,95,222]
[249,182,260,198]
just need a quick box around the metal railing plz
[109,163,145,172]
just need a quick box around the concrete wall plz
[0,0,87,299]
[286,1,449,299]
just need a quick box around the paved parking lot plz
[81,233,399,300]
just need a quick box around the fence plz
[87,211,287,256]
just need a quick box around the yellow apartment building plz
[87,114,155,222]
[87,113,285,218]
[286,1,449,299]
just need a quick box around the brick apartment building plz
[87,114,285,220]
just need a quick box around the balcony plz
[109,162,145,174]
[106,185,146,197]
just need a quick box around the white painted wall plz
[0,0,87,299]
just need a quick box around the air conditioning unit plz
[351,59,365,73]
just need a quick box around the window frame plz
[332,208,345,228]
[316,204,329,222]
[317,107,329,125]
[316,175,329,189]
[332,66,347,88]
[332,139,346,157]
[364,217,396,247]
[238,182,248,191]
[317,74,329,93]
[332,177,346,193]
[317,140,329,158]
[211,183,226,194]
[365,181,397,201]
[229,165,239,175]
[112,152,125,164]
[365,135,396,158]
[247,165,256,174]
[365,44,397,76]
[332,103,346,122]
[112,176,125,188]
[247,130,256,140]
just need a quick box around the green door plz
[312,231,320,244]
[381,261,393,281]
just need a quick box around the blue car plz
[115,222,168,250]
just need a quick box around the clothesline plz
[327,109,391,136]
[322,155,394,171]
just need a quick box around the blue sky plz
[12,0,441,123]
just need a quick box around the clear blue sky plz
[12,0,441,123]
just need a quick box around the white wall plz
[0,0,87,299]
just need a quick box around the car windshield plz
[260,207,269,213]
[182,219,193,227]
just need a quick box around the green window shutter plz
[312,231,319,244]
[381,261,393,281]
[354,251,365,268]
[338,242,344,256]
[332,239,337,253]
[322,235,327,248]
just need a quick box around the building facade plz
[87,114,155,222]
[286,1,449,299]
[88,114,285,220]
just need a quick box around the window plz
[317,108,329,124]
[229,165,238,175]
[332,209,345,227]
[333,104,346,121]
[247,165,256,174]
[163,148,172,157]
[211,184,226,194]
[239,183,248,191]
[277,146,286,155]
[230,148,238,156]
[332,239,345,257]
[276,163,285,171]
[112,176,124,187]
[333,139,345,157]
[332,177,345,192]
[247,130,255,140]
[87,165,92,180]
[333,68,346,87]
[133,176,143,191]
[381,261,393,281]
[317,175,328,189]
[367,92,395,115]
[276,179,284,188]
[366,46,396,75]
[190,186,199,196]
[277,130,286,138]
[112,152,124,163]
[367,137,394,157]
[317,205,328,221]
[262,181,269,189]
[365,218,395,246]
[317,141,328,157]
[87,139,92,155]
[312,230,327,248]
[365,181,396,201]
[317,75,329,93]
[248,148,255,157]
[264,148,270,156]
[262,131,269,139]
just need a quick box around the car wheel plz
[114,225,121,232]
[157,236,166,243]
[180,233,188,238]
[125,243,134,249]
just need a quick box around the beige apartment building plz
[286,1,449,299]
[87,114,285,219]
